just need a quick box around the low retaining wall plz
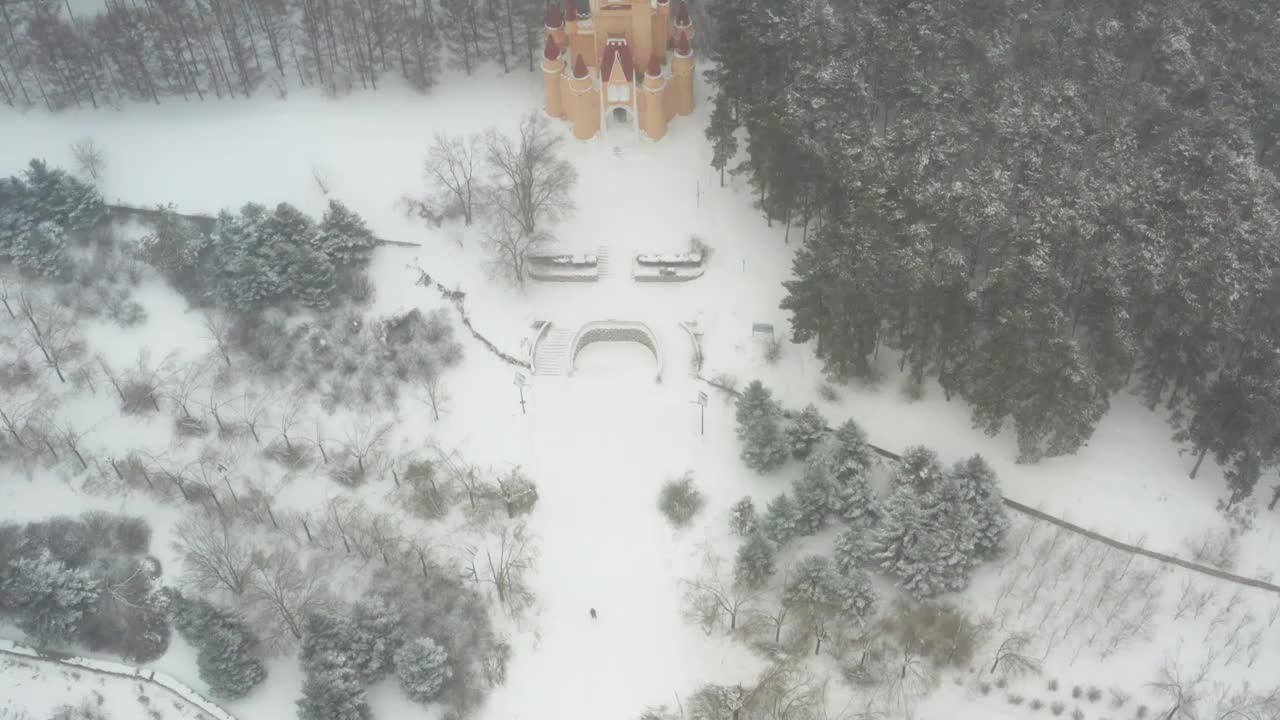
[569,321,663,382]
[415,265,531,369]
[0,639,238,720]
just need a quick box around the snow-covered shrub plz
[171,592,267,699]
[735,381,788,472]
[786,404,828,460]
[400,460,455,520]
[728,496,757,537]
[1031,698,1044,710]
[817,381,841,403]
[761,493,800,546]
[498,467,538,518]
[395,637,452,704]
[734,533,776,590]
[658,472,705,529]
[762,335,783,365]
[48,700,111,720]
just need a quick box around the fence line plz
[696,374,1280,596]
[0,639,239,720]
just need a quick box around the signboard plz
[696,391,708,406]
[751,322,774,337]
[513,372,527,387]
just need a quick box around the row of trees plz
[141,198,378,313]
[705,0,1280,501]
[0,0,548,110]
[733,383,1010,600]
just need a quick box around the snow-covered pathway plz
[485,368,747,720]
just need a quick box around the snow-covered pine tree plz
[350,596,401,684]
[831,525,870,577]
[298,611,372,720]
[706,90,739,187]
[13,221,71,279]
[734,380,788,472]
[266,203,336,310]
[208,205,274,312]
[817,419,878,526]
[21,159,107,232]
[830,564,876,624]
[394,636,452,704]
[733,532,775,590]
[891,445,944,494]
[786,404,827,460]
[318,200,378,269]
[2,551,100,646]
[824,419,875,483]
[870,478,979,598]
[297,663,370,720]
[949,454,1009,559]
[760,493,800,545]
[728,496,758,537]
[171,593,267,699]
[792,461,832,535]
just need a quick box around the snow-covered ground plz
[2,67,1278,720]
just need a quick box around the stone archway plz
[567,321,662,381]
[606,105,634,132]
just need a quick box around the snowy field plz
[2,67,1279,720]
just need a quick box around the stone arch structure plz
[568,320,662,381]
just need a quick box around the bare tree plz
[19,292,82,383]
[683,551,758,633]
[248,547,331,648]
[100,351,171,415]
[0,276,16,318]
[311,164,332,195]
[426,132,482,225]
[484,214,544,286]
[1149,656,1211,720]
[236,391,273,444]
[336,418,393,484]
[465,521,535,612]
[71,136,106,182]
[484,112,577,236]
[204,384,242,437]
[55,420,90,470]
[202,311,235,368]
[0,389,49,453]
[988,632,1040,676]
[166,359,212,435]
[419,376,449,421]
[173,513,260,597]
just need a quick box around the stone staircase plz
[534,328,575,376]
[596,245,614,279]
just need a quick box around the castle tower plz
[673,0,694,44]
[566,55,600,140]
[670,29,694,117]
[640,55,668,140]
[565,0,596,69]
[545,4,566,53]
[653,0,671,57]
[542,35,565,119]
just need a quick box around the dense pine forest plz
[703,0,1280,502]
[0,0,556,108]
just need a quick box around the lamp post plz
[514,372,528,415]
[695,390,707,436]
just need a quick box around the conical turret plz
[542,35,565,118]
[671,29,694,116]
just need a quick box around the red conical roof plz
[573,54,588,79]
[545,3,562,28]
[565,0,577,22]
[675,30,691,55]
[647,55,662,77]
[675,0,690,25]
[543,34,560,61]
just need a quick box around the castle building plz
[542,0,696,141]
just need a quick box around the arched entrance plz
[606,105,634,132]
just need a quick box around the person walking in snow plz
[589,608,597,620]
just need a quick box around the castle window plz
[608,84,630,102]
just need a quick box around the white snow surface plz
[2,69,1279,720]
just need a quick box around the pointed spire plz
[647,55,662,77]
[565,0,577,22]
[675,29,691,56]
[675,0,690,26]
[543,34,560,62]
[545,3,562,28]
[573,54,588,79]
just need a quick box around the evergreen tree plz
[298,663,370,720]
[891,445,945,494]
[298,611,372,720]
[832,526,870,577]
[22,159,106,232]
[823,419,875,484]
[394,637,452,704]
[727,496,757,537]
[791,461,832,535]
[350,596,401,684]
[948,455,1009,560]
[760,493,800,545]
[733,532,775,591]
[871,479,978,598]
[830,565,876,624]
[171,593,267,699]
[786,404,827,460]
[706,90,739,187]
[734,380,788,473]
[2,551,99,646]
[266,203,335,310]
[318,199,378,269]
